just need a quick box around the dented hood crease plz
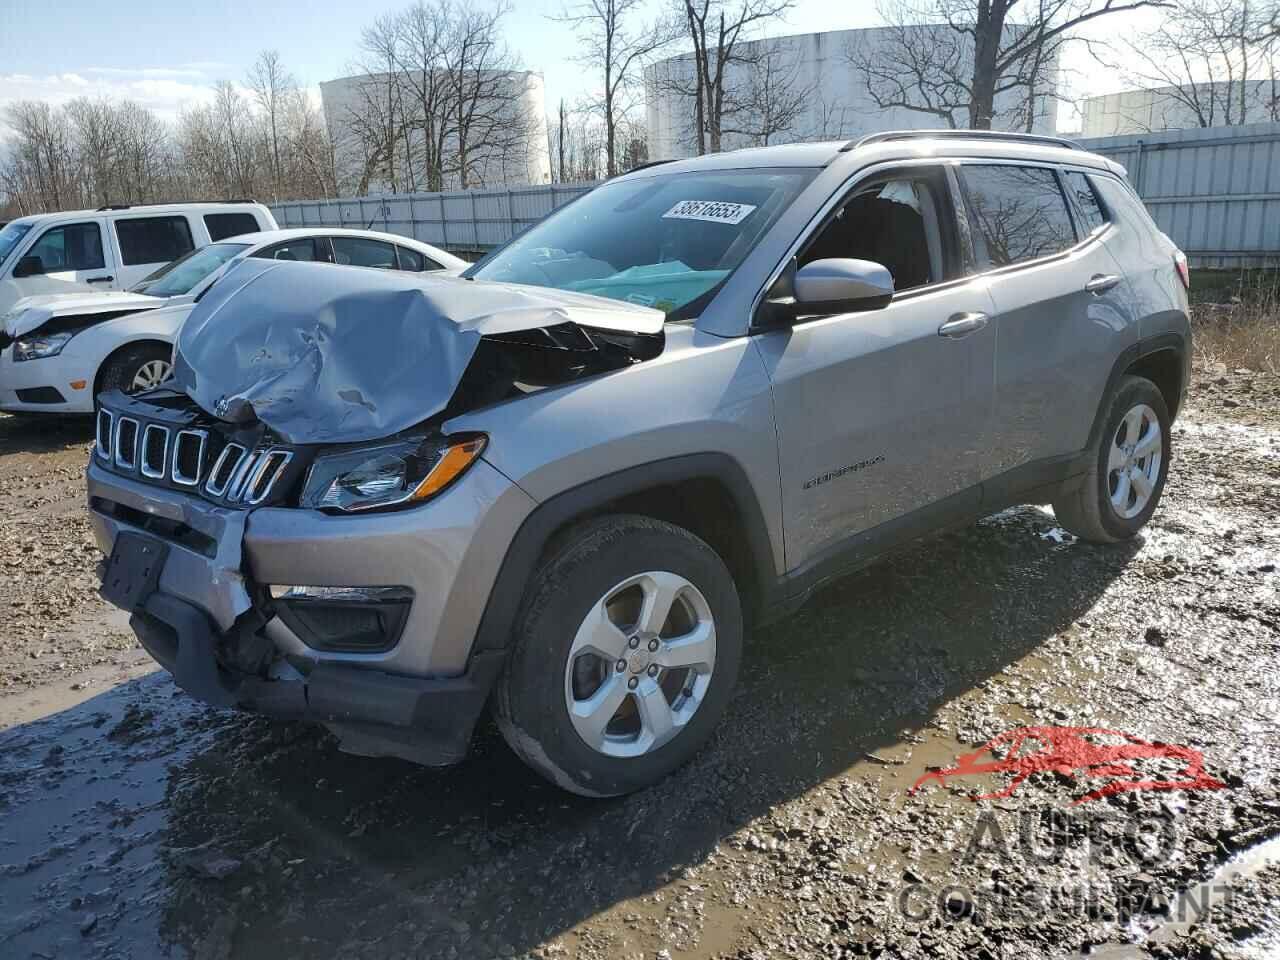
[172,258,663,445]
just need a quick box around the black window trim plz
[750,159,970,330]
[395,243,441,272]
[952,158,1115,283]
[16,219,107,276]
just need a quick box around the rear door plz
[110,215,197,288]
[752,163,997,569]
[957,162,1137,481]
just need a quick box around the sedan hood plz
[172,258,664,444]
[3,290,165,339]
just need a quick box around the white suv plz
[0,202,277,314]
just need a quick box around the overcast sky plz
[0,0,1166,133]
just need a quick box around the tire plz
[98,343,173,396]
[1052,374,1171,543]
[495,514,743,797]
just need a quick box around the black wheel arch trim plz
[470,452,779,655]
[1086,331,1187,451]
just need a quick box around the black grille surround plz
[94,388,311,509]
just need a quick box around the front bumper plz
[87,456,537,764]
[0,345,94,414]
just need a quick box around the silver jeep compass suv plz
[88,131,1191,796]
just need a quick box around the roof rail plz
[842,129,1082,153]
[94,199,260,212]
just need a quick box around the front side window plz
[799,175,949,292]
[0,222,33,266]
[960,165,1077,268]
[204,212,262,242]
[130,242,250,297]
[467,168,817,319]
[115,216,196,266]
[331,236,397,269]
[1063,171,1108,235]
[24,222,105,273]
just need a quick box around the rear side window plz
[252,238,328,262]
[115,216,195,266]
[395,245,441,272]
[1063,171,1108,235]
[331,236,397,270]
[24,222,105,272]
[204,212,261,242]
[960,165,1077,268]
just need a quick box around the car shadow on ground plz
[0,505,1140,959]
[0,411,95,456]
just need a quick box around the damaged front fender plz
[172,258,665,444]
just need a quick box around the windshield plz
[130,242,250,297]
[467,168,816,319]
[0,222,33,267]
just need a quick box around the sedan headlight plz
[300,434,487,512]
[13,331,74,361]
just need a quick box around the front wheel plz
[1053,374,1171,543]
[98,343,173,396]
[495,515,743,797]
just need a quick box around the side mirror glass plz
[794,258,894,308]
[13,255,44,279]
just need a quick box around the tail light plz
[1174,250,1190,290]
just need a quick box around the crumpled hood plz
[172,258,663,444]
[3,290,165,339]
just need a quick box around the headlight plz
[13,331,74,361]
[299,434,486,512]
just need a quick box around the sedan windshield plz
[467,168,816,319]
[0,222,33,267]
[130,242,251,297]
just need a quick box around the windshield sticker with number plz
[662,200,757,225]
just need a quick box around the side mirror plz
[13,255,44,279]
[794,258,894,310]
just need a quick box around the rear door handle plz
[1085,273,1121,294]
[85,276,114,284]
[938,311,989,339]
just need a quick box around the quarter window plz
[115,216,195,266]
[395,245,440,272]
[331,236,397,270]
[204,212,261,242]
[1063,171,1108,236]
[960,165,1077,268]
[24,222,105,273]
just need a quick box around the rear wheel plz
[98,343,173,396]
[495,515,743,796]
[1053,374,1171,542]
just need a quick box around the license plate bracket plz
[100,532,169,612]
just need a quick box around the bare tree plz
[248,50,296,199]
[852,0,1168,130]
[559,0,674,175]
[721,40,813,145]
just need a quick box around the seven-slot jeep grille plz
[95,402,295,507]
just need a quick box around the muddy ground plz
[0,364,1277,960]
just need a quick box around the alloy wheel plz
[1107,402,1162,519]
[563,571,717,758]
[129,359,172,393]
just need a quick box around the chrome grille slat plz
[171,429,208,486]
[205,443,247,497]
[95,409,114,460]
[140,424,169,480]
[225,450,262,502]
[113,418,139,470]
[244,451,293,505]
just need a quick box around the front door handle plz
[938,311,989,339]
[1085,273,1121,294]
[85,275,114,284]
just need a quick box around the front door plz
[753,166,997,571]
[12,219,116,298]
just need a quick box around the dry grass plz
[1191,270,1280,375]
